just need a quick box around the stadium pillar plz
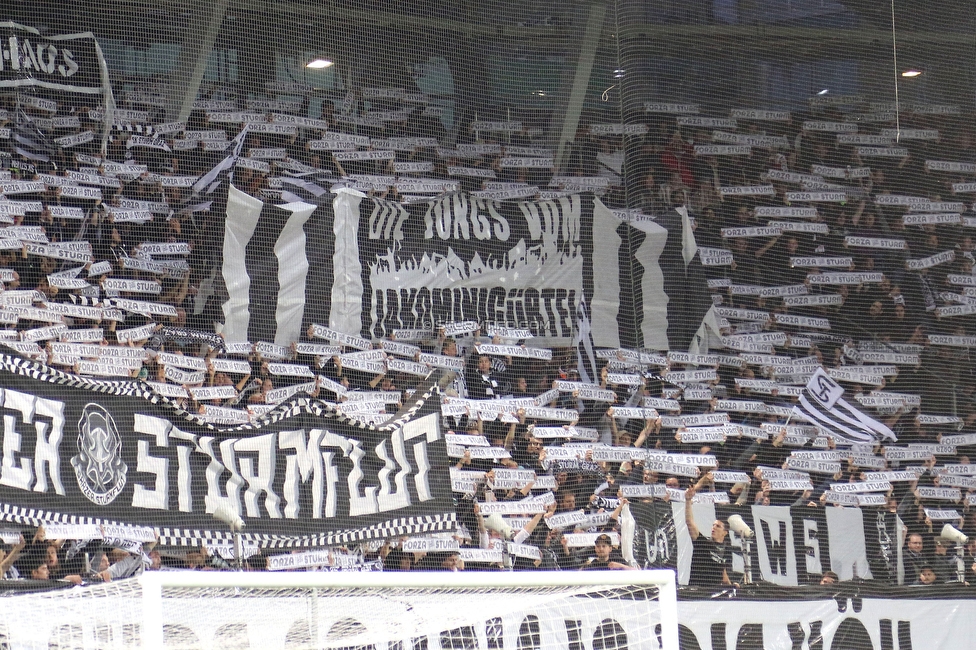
[553,3,607,172]
[166,0,230,123]
[451,0,496,138]
[614,0,659,121]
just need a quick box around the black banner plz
[863,508,898,583]
[630,500,678,570]
[0,354,455,546]
[332,193,711,350]
[0,22,108,95]
[347,193,596,342]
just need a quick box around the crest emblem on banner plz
[71,403,127,505]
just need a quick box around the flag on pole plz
[574,295,598,384]
[793,368,897,445]
[190,124,250,197]
[675,204,698,268]
[12,108,55,163]
[688,305,723,356]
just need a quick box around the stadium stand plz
[1,80,974,576]
[2,1,976,647]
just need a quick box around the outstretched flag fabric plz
[794,368,897,445]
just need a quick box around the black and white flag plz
[604,205,712,350]
[220,184,334,345]
[793,368,897,444]
[191,124,249,197]
[0,22,116,155]
[0,22,111,95]
[574,295,598,384]
[629,500,678,571]
[12,107,55,163]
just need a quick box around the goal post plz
[139,569,680,650]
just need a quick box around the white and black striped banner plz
[215,183,330,345]
[216,182,709,350]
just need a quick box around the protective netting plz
[0,1,975,640]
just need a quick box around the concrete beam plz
[553,3,606,172]
[166,0,230,123]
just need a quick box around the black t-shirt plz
[688,535,729,587]
[582,550,626,570]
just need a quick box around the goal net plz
[0,570,678,650]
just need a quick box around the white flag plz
[675,205,698,267]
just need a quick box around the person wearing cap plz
[685,481,732,588]
[581,533,635,570]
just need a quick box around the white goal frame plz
[140,569,679,650]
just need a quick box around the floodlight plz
[306,57,334,69]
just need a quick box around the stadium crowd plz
[4,86,976,587]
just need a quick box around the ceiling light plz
[901,69,922,77]
[306,58,334,69]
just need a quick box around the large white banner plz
[675,596,968,650]
[635,503,898,585]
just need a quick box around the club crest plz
[71,403,127,505]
